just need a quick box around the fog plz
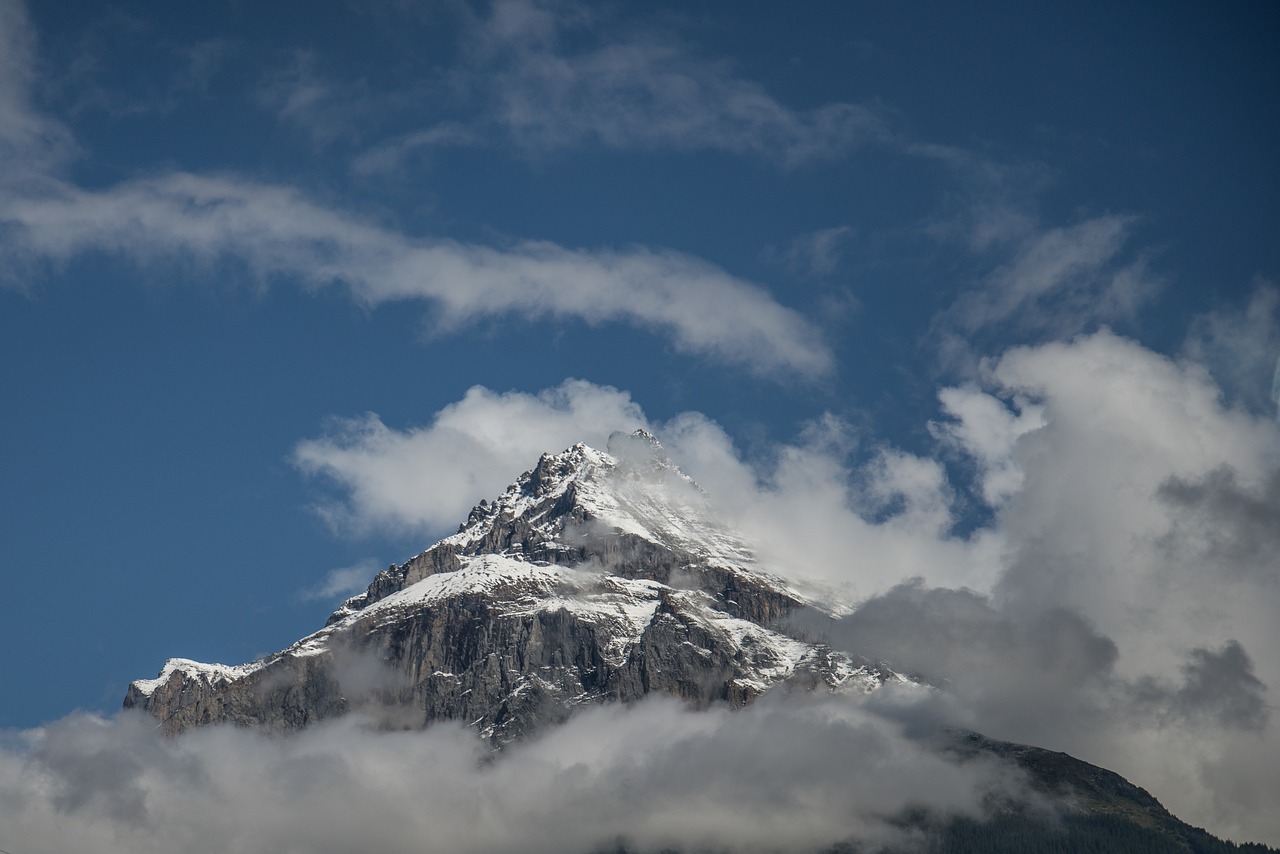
[1,691,1019,854]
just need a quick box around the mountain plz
[124,430,1277,853]
[126,430,897,741]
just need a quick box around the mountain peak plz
[126,436,891,740]
[607,428,670,468]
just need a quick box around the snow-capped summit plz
[126,434,901,740]
[342,429,785,621]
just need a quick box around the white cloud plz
[930,386,1045,506]
[0,172,831,379]
[0,1,832,380]
[947,215,1159,336]
[350,122,480,175]
[660,412,1004,604]
[0,0,74,180]
[6,0,1278,844]
[293,379,650,535]
[299,559,382,601]
[329,0,887,170]
[286,335,1280,843]
[0,694,1010,854]
[954,331,1280,843]
[292,378,1002,600]
[484,37,884,166]
[731,329,1280,844]
[783,225,856,277]
[1184,280,1280,414]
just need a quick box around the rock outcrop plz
[126,432,898,739]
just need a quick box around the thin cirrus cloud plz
[325,0,889,174]
[298,559,384,602]
[0,0,73,176]
[478,37,886,166]
[0,0,832,381]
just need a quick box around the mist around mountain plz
[1,2,1277,850]
[0,433,1272,854]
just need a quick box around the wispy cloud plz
[0,1,832,380]
[947,214,1158,335]
[298,559,382,601]
[781,225,857,277]
[0,694,1012,854]
[285,0,890,173]
[478,33,886,166]
[0,0,74,179]
[1184,281,1280,413]
[52,16,234,120]
[1,172,832,377]
[351,122,480,175]
[907,145,1160,355]
[253,49,426,148]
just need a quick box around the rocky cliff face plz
[125,431,898,739]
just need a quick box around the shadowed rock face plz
[126,434,893,740]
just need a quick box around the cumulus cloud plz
[285,328,1280,843]
[805,583,1118,727]
[800,582,1280,846]
[6,331,1276,845]
[985,331,1280,649]
[922,331,1280,844]
[8,0,1279,844]
[292,375,1002,597]
[0,694,1014,854]
[1158,466,1280,581]
[661,412,1004,603]
[928,385,1045,507]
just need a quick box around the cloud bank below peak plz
[0,693,1013,854]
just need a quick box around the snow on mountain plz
[126,430,901,740]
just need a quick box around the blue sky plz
[2,0,1280,843]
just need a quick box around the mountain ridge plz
[123,431,1278,852]
[126,431,897,741]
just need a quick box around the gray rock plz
[126,434,896,741]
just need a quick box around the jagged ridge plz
[125,431,899,740]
